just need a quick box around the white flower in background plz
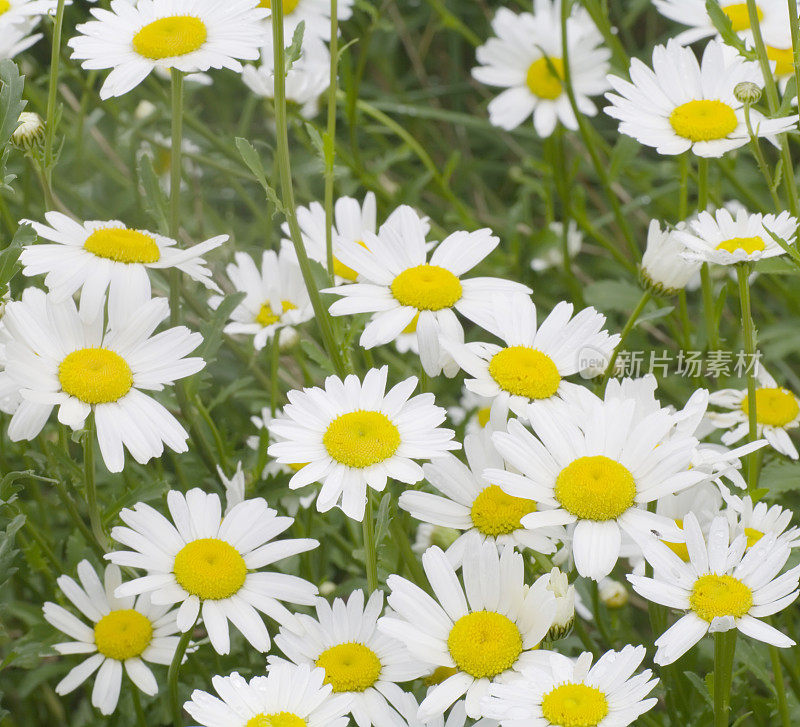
[761,26,799,92]
[0,17,41,59]
[137,132,201,193]
[209,248,313,351]
[399,429,561,567]
[541,567,576,639]
[488,386,709,580]
[629,513,800,665]
[472,0,611,136]
[379,542,557,720]
[243,34,330,118]
[68,0,268,99]
[21,212,225,322]
[482,645,658,727]
[325,206,529,377]
[262,0,354,42]
[268,366,458,521]
[397,694,498,727]
[707,365,800,458]
[530,221,583,272]
[0,290,203,472]
[107,488,319,655]
[726,494,800,549]
[676,207,798,265]
[653,0,787,45]
[218,461,245,513]
[605,39,799,157]
[184,663,352,727]
[411,523,462,556]
[598,578,629,608]
[271,589,425,727]
[42,561,180,716]
[444,295,619,425]
[0,0,56,27]
[447,387,495,435]
[640,219,702,295]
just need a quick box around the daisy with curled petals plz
[184,663,352,727]
[1,289,203,472]
[107,487,319,655]
[379,541,558,721]
[707,365,800,458]
[21,212,225,322]
[628,513,800,665]
[726,494,800,549]
[42,560,180,716]
[605,39,799,157]
[262,0,354,42]
[398,429,561,568]
[68,0,267,100]
[443,295,619,425]
[487,387,709,580]
[482,645,658,727]
[209,248,313,351]
[472,0,611,136]
[267,366,458,521]
[271,589,426,727]
[324,206,529,377]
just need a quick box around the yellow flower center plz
[470,485,536,537]
[541,683,610,727]
[424,665,459,686]
[246,714,306,727]
[555,456,636,521]
[315,642,382,693]
[93,609,153,661]
[476,406,492,427]
[526,57,564,100]
[690,574,753,622]
[256,300,298,327]
[741,387,800,426]
[132,16,208,60]
[767,46,795,76]
[669,100,738,142]
[715,236,765,254]
[664,519,691,562]
[722,2,762,31]
[390,264,463,311]
[259,0,301,13]
[401,313,420,334]
[83,228,161,264]
[333,240,368,281]
[745,527,764,547]
[0,1,10,15]
[488,347,562,400]
[173,538,247,600]
[447,611,522,679]
[58,348,133,405]
[323,410,401,468]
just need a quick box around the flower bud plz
[12,112,44,149]
[734,81,762,104]
[599,578,629,608]
[543,567,575,640]
[640,219,701,296]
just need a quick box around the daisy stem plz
[271,1,349,378]
[323,0,340,282]
[168,626,194,727]
[270,337,280,416]
[44,0,66,193]
[770,643,791,727]
[83,415,108,552]
[131,684,147,727]
[362,490,379,593]
[713,630,737,727]
[697,157,720,352]
[736,263,759,490]
[169,68,185,327]
[789,0,800,125]
[600,289,651,386]
[743,102,782,211]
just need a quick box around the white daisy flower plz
[218,460,246,513]
[640,219,702,296]
[21,212,225,322]
[605,39,799,157]
[42,560,180,716]
[184,663,352,727]
[1,289,204,472]
[242,34,330,118]
[530,221,583,273]
[488,386,710,580]
[68,0,268,100]
[707,365,800,458]
[761,27,799,92]
[447,388,495,435]
[0,18,41,60]
[324,206,530,377]
[628,513,800,665]
[0,0,56,28]
[482,645,658,727]
[107,487,319,655]
[271,589,426,727]
[471,0,611,136]
[262,0,354,42]
[676,207,798,265]
[379,541,557,721]
[444,295,619,424]
[209,248,313,351]
[725,494,800,549]
[397,693,498,727]
[268,366,459,521]
[398,429,562,567]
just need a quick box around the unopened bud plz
[599,578,629,608]
[544,567,575,640]
[734,81,762,104]
[12,112,44,149]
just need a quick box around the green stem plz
[743,103,782,210]
[713,631,737,727]
[324,0,339,280]
[771,643,791,727]
[131,684,147,727]
[44,0,66,192]
[270,337,280,416]
[789,0,800,125]
[679,152,689,220]
[697,157,720,352]
[168,626,194,727]
[362,490,378,593]
[83,416,108,551]
[169,69,184,326]
[601,290,651,385]
[736,263,759,491]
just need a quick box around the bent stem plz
[736,263,759,490]
[713,630,737,727]
[601,289,651,386]
[362,489,378,594]
[169,68,185,326]
[168,626,194,727]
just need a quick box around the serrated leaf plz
[0,59,25,150]
[235,137,284,215]
[705,0,750,55]
[137,153,169,232]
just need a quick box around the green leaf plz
[197,292,246,363]
[285,21,305,72]
[235,137,284,215]
[705,0,750,55]
[584,280,650,314]
[0,59,25,150]
[758,460,800,495]
[137,153,169,232]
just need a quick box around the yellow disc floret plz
[390,264,463,311]
[84,228,160,264]
[741,387,799,427]
[333,240,369,282]
[715,236,765,255]
[246,714,306,727]
[488,347,561,400]
[767,46,795,77]
[722,2,762,31]
[173,538,247,600]
[526,57,564,100]
[555,456,636,521]
[541,683,610,727]
[256,300,298,327]
[447,611,522,679]
[745,527,764,547]
[315,642,382,692]
[669,100,738,142]
[0,1,10,15]
[664,519,691,562]
[58,348,133,405]
[259,0,301,12]
[690,574,753,622]
[470,485,536,537]
[93,609,153,661]
[132,16,208,60]
[323,410,401,468]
